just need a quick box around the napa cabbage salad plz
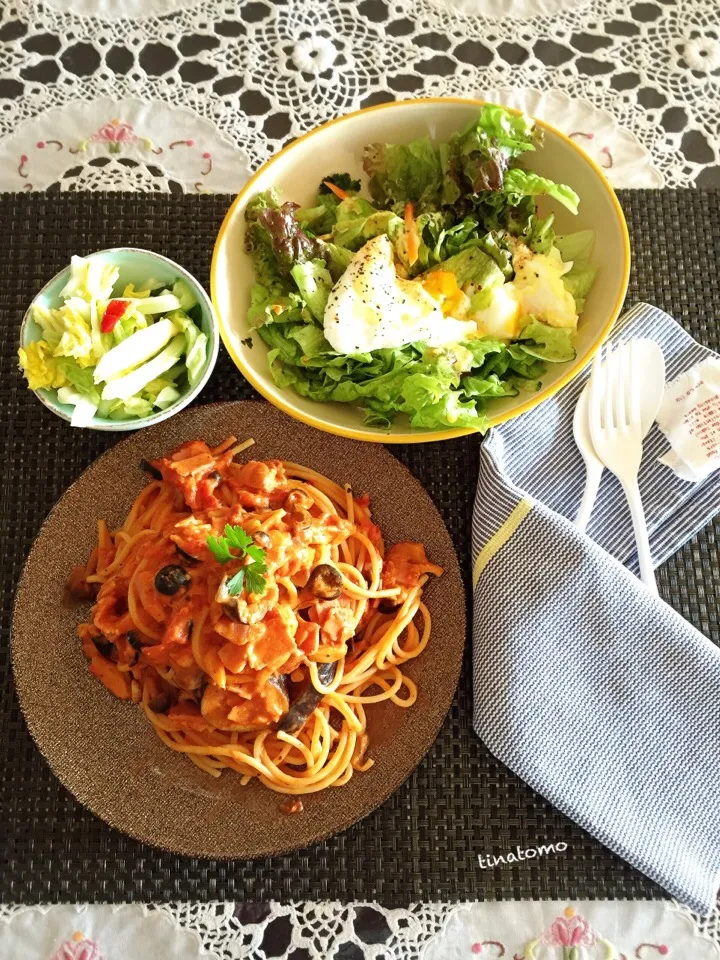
[244,104,598,432]
[18,256,208,426]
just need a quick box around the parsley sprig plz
[207,524,268,597]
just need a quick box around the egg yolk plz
[422,270,467,317]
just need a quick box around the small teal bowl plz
[19,247,219,432]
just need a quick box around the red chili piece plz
[100,299,131,333]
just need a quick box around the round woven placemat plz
[12,400,465,859]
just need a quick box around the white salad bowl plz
[211,97,630,444]
[20,247,219,432]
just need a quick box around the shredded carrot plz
[323,180,350,201]
[404,201,419,266]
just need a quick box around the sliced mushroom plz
[66,565,94,601]
[222,601,242,623]
[216,578,247,620]
[140,459,162,480]
[93,636,115,660]
[279,662,336,734]
[307,564,343,600]
[149,691,172,713]
[284,491,314,531]
[175,544,200,565]
[155,565,191,595]
[284,489,313,511]
[124,631,141,666]
[252,530,272,550]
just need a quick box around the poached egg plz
[323,235,476,355]
[472,243,578,340]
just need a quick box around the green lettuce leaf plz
[287,323,334,358]
[462,337,507,366]
[290,259,333,321]
[516,319,576,363]
[296,174,363,235]
[295,197,339,235]
[252,200,325,275]
[523,213,556,255]
[331,210,402,251]
[480,343,546,382]
[254,314,553,433]
[455,105,537,161]
[429,247,505,292]
[555,230,598,312]
[335,196,377,222]
[461,373,519,399]
[502,168,579,214]
[406,392,489,431]
[362,136,443,211]
[442,105,537,200]
[320,241,354,281]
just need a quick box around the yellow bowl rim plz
[211,96,631,444]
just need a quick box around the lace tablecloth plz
[0,0,718,194]
[2,0,720,955]
[2,901,720,959]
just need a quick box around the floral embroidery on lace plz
[49,932,105,960]
[0,100,249,193]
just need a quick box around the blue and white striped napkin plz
[472,302,720,915]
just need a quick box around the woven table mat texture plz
[0,190,718,905]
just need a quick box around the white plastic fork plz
[574,339,667,533]
[588,340,663,594]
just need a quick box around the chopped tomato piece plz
[93,581,134,638]
[88,656,132,700]
[161,601,193,647]
[246,606,299,673]
[201,680,288,731]
[114,632,139,666]
[218,641,247,674]
[309,599,355,649]
[151,440,230,510]
[168,440,212,463]
[235,460,287,493]
[295,619,320,656]
[382,541,443,597]
[214,618,251,646]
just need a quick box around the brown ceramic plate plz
[12,401,465,858]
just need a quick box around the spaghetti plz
[70,436,443,802]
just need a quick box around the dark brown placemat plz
[1,190,718,906]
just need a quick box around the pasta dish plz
[69,436,442,806]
